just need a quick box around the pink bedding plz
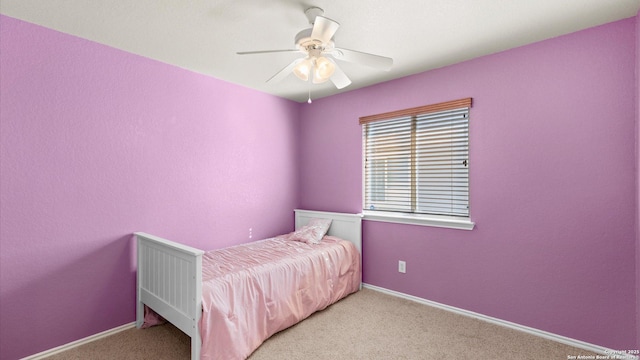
[198,234,360,360]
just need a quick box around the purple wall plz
[0,16,299,359]
[299,18,637,349]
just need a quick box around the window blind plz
[363,100,470,218]
[363,116,414,213]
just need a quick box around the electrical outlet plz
[398,260,406,274]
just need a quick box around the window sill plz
[362,210,475,230]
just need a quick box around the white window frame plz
[360,98,475,231]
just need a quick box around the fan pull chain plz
[307,64,313,104]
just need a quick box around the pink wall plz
[299,18,637,349]
[0,16,299,359]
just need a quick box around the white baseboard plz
[21,322,136,360]
[363,284,638,360]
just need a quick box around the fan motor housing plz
[295,28,334,52]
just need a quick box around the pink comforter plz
[198,235,361,360]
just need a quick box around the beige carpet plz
[44,288,598,359]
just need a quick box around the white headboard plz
[294,209,362,255]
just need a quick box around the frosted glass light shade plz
[313,56,335,82]
[293,58,312,81]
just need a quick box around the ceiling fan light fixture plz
[293,58,313,81]
[313,56,335,82]
[238,7,392,93]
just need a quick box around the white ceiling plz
[2,0,639,103]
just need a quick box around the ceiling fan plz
[237,7,393,91]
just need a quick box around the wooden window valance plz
[359,97,472,125]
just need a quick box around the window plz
[361,98,474,230]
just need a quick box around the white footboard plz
[135,232,204,360]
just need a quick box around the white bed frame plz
[135,209,362,360]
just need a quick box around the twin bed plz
[135,209,362,360]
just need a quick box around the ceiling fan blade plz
[266,58,303,83]
[329,61,351,89]
[237,49,299,55]
[311,16,340,43]
[330,47,393,71]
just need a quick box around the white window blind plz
[362,98,471,218]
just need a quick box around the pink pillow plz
[289,218,332,244]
